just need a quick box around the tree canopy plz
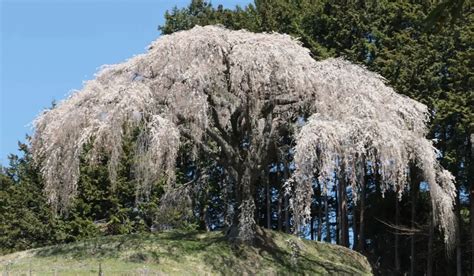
[31,26,456,244]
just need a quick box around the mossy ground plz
[0,228,371,275]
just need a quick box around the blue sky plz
[0,0,251,165]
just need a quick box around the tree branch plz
[206,127,238,165]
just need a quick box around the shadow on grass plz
[199,227,299,274]
[202,228,367,275]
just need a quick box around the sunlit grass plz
[0,228,372,275]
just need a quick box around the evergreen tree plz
[0,142,60,254]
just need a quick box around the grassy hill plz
[0,228,372,275]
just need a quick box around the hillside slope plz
[0,228,372,275]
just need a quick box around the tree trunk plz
[410,169,419,276]
[284,195,290,233]
[471,184,474,274]
[278,194,283,231]
[277,169,283,232]
[310,215,314,240]
[455,189,462,276]
[266,174,271,229]
[255,187,260,227]
[317,188,323,241]
[353,204,358,251]
[325,193,331,243]
[343,186,349,247]
[199,202,209,231]
[395,192,401,273]
[358,172,366,253]
[470,134,474,275]
[427,208,434,276]
[338,174,349,247]
[283,161,290,233]
[335,180,340,245]
[226,165,257,243]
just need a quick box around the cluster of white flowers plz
[32,25,455,245]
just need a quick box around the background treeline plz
[0,0,472,275]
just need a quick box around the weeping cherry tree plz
[31,26,456,245]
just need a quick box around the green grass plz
[0,228,372,275]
